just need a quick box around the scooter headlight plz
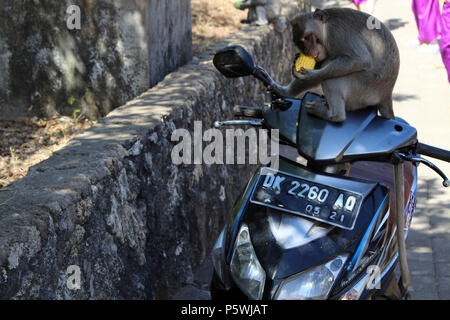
[275,254,348,300]
[230,223,266,300]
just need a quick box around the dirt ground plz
[0,117,95,189]
[0,0,244,190]
[192,0,246,56]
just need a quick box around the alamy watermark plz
[170,121,280,172]
[366,15,382,30]
[66,5,81,30]
[66,265,81,290]
[366,265,381,290]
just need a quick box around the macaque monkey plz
[234,0,286,32]
[269,8,400,122]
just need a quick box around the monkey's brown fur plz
[273,8,400,122]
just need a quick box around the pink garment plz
[352,0,368,6]
[441,2,450,82]
[411,0,441,44]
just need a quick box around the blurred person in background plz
[441,0,450,82]
[350,0,377,13]
[233,0,286,32]
[411,0,441,53]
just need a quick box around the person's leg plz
[350,0,368,10]
[251,6,268,25]
[411,0,441,44]
[440,1,450,82]
[367,0,377,14]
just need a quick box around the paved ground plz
[174,0,450,300]
[362,0,450,300]
[310,0,450,301]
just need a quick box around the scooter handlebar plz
[233,105,263,118]
[416,143,450,163]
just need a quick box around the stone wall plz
[147,1,192,87]
[0,0,302,299]
[0,0,192,120]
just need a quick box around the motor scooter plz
[209,45,450,300]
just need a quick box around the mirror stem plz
[252,67,284,98]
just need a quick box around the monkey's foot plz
[304,99,346,122]
[304,99,329,119]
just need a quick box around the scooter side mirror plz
[213,45,256,78]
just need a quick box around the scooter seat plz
[296,92,418,164]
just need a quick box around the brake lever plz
[214,120,263,128]
[396,152,450,187]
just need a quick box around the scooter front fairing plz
[211,155,411,300]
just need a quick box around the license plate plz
[250,168,363,230]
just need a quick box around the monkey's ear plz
[313,9,328,23]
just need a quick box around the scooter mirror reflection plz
[213,45,256,78]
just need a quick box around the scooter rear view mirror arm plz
[252,66,284,99]
[395,152,450,187]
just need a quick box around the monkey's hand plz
[292,66,319,81]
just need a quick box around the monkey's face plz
[301,32,327,62]
[292,12,328,62]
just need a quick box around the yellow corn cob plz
[295,53,316,73]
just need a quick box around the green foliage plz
[72,109,81,120]
[68,95,76,105]
[9,147,15,162]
